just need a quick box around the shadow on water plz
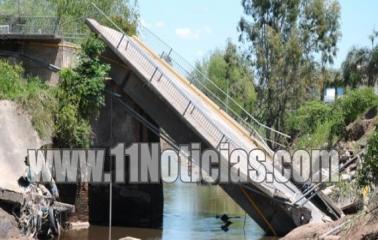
[61,182,277,240]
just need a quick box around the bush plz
[54,103,91,148]
[295,120,336,149]
[0,60,25,100]
[54,34,109,148]
[58,34,109,119]
[288,87,378,149]
[334,87,378,125]
[287,101,332,136]
[357,129,378,187]
[330,88,378,139]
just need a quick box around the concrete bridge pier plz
[89,81,164,228]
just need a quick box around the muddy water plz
[61,183,274,240]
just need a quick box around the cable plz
[108,89,113,240]
[239,186,278,236]
[243,211,247,239]
[108,91,181,152]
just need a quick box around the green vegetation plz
[294,120,336,149]
[17,80,57,139]
[342,30,378,88]
[239,0,341,144]
[58,35,109,119]
[0,0,139,39]
[192,42,256,118]
[358,129,378,187]
[288,88,378,149]
[0,60,56,138]
[0,34,109,146]
[54,34,110,148]
[49,0,140,36]
[0,0,136,147]
[0,60,26,100]
[287,101,333,137]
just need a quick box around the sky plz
[138,0,378,68]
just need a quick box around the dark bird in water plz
[216,214,240,232]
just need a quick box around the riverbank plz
[282,193,378,240]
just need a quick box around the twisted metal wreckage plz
[0,157,74,239]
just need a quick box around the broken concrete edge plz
[0,187,75,214]
[0,188,24,206]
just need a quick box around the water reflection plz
[162,182,266,240]
[62,183,271,240]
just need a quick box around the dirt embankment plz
[0,100,46,192]
[282,194,378,240]
[283,107,378,240]
[0,100,48,238]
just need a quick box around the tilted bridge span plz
[85,7,343,236]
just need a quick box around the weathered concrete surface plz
[0,39,79,84]
[0,100,44,192]
[88,84,163,228]
[0,207,28,239]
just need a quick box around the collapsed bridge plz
[0,6,343,235]
[85,7,342,236]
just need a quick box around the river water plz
[61,183,275,240]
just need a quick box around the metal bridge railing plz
[0,14,289,147]
[0,10,289,148]
[0,16,59,35]
[137,25,291,147]
[88,4,310,200]
[90,3,289,151]
[89,4,274,156]
[0,15,88,42]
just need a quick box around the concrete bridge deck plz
[86,18,332,235]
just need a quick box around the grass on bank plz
[0,60,56,139]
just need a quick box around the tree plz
[191,41,257,119]
[239,0,341,146]
[342,47,370,88]
[50,0,139,36]
[342,30,378,88]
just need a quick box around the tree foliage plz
[54,34,110,148]
[239,0,341,145]
[0,60,25,100]
[50,0,140,36]
[286,100,332,136]
[342,30,378,88]
[288,87,378,149]
[192,42,256,118]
